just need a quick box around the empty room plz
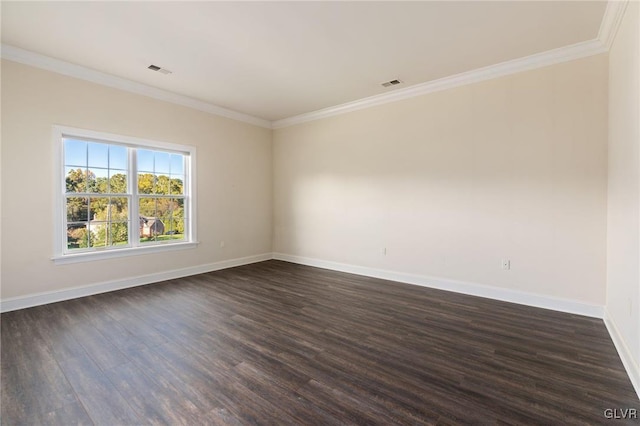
[1,1,639,424]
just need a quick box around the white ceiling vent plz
[381,79,402,87]
[148,64,172,75]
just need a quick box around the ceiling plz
[1,1,608,122]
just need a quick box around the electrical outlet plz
[501,259,511,270]
[220,241,225,248]
[382,247,387,256]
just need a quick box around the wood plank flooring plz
[2,260,638,425]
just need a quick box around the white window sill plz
[52,241,199,265]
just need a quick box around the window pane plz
[109,170,127,193]
[66,167,87,193]
[169,198,185,239]
[170,197,184,215]
[67,224,89,249]
[89,221,108,248]
[170,154,184,175]
[87,168,109,193]
[176,218,187,240]
[137,149,154,173]
[170,175,184,195]
[89,197,109,222]
[156,198,172,220]
[139,197,157,218]
[88,142,109,168]
[109,145,127,169]
[177,199,185,237]
[64,139,87,167]
[164,214,173,235]
[140,218,164,243]
[139,198,165,243]
[166,198,185,240]
[110,222,129,246]
[155,174,170,195]
[109,197,129,221]
[159,210,172,236]
[155,151,171,175]
[138,173,155,194]
[67,197,89,222]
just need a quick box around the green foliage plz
[140,234,184,243]
[92,222,128,247]
[91,200,129,247]
[137,173,183,195]
[138,173,155,194]
[112,222,129,243]
[66,168,127,194]
[109,173,127,193]
[68,227,89,248]
[67,197,89,222]
[66,168,92,192]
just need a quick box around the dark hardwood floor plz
[2,260,638,425]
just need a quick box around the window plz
[53,126,197,264]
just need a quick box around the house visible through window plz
[54,126,196,263]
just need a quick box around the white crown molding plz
[2,1,627,131]
[272,38,607,129]
[598,0,630,50]
[0,253,273,313]
[273,253,605,318]
[0,44,272,129]
[271,0,629,129]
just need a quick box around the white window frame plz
[52,125,198,265]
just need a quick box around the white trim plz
[187,142,198,253]
[2,251,605,317]
[598,0,630,50]
[272,39,607,129]
[604,309,640,399]
[52,241,200,265]
[0,1,626,131]
[54,124,198,153]
[0,253,273,313]
[53,126,64,260]
[1,1,627,131]
[272,253,604,318]
[0,44,272,129]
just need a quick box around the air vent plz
[148,64,172,75]
[381,79,402,87]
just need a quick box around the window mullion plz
[61,143,67,255]
[63,194,68,254]
[184,155,190,241]
[130,148,138,248]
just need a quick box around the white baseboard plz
[604,309,640,400]
[0,253,273,313]
[272,252,604,319]
[2,251,605,318]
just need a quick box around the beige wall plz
[0,60,272,300]
[607,1,640,378]
[0,44,618,314]
[274,54,608,305]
